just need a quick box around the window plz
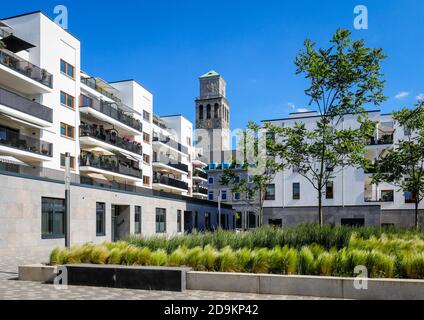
[205,212,211,231]
[80,94,92,107]
[235,212,242,229]
[233,192,241,201]
[405,191,416,204]
[156,208,166,233]
[187,136,191,146]
[143,110,150,122]
[221,190,227,201]
[269,219,282,227]
[208,191,214,201]
[207,104,211,119]
[60,91,75,109]
[234,176,240,183]
[293,183,300,200]
[96,202,106,236]
[265,184,275,200]
[143,176,150,186]
[326,181,334,199]
[60,154,75,169]
[135,206,142,234]
[60,123,75,139]
[194,211,199,229]
[143,154,150,164]
[42,197,65,239]
[248,175,253,183]
[60,59,74,78]
[143,132,150,143]
[214,104,219,118]
[208,177,214,185]
[381,190,394,202]
[404,126,412,136]
[177,210,182,232]
[199,105,204,120]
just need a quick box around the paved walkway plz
[0,256,331,300]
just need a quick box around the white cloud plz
[395,91,410,100]
[288,102,296,110]
[416,93,424,101]
[296,108,309,113]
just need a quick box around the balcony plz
[0,49,53,90]
[153,154,189,174]
[0,126,53,159]
[193,169,208,181]
[153,132,188,154]
[81,77,121,104]
[80,99,143,134]
[79,153,143,180]
[193,185,208,196]
[80,123,143,156]
[368,134,394,146]
[0,86,52,124]
[153,173,188,191]
[364,189,394,203]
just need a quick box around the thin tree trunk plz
[318,189,323,226]
[415,201,420,230]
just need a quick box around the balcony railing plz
[81,77,121,104]
[80,99,143,133]
[153,154,189,173]
[194,169,208,180]
[80,123,143,156]
[0,126,53,157]
[152,132,188,154]
[193,185,208,195]
[368,135,394,146]
[0,49,53,88]
[0,86,52,123]
[79,154,143,179]
[153,174,188,190]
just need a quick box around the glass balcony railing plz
[80,123,143,156]
[0,49,53,88]
[193,185,208,195]
[152,132,188,154]
[153,174,188,190]
[153,154,189,173]
[193,169,208,180]
[80,98,143,133]
[0,86,52,122]
[81,77,121,103]
[79,154,143,179]
[0,126,53,157]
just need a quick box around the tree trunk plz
[318,188,323,226]
[415,201,420,230]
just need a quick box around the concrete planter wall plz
[186,272,424,300]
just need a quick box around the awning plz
[1,34,35,53]
[86,173,109,181]
[120,151,140,162]
[95,77,119,93]
[86,147,115,156]
[0,20,13,29]
[0,155,30,166]
[0,113,55,133]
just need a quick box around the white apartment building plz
[0,11,233,259]
[262,110,423,229]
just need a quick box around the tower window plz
[199,105,203,120]
[207,104,211,119]
[214,104,219,118]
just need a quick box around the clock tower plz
[195,71,230,164]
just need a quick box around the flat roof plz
[261,109,382,122]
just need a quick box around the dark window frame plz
[265,184,276,200]
[41,197,65,239]
[135,206,142,234]
[155,208,167,233]
[96,202,106,236]
[293,182,300,200]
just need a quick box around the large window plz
[60,153,75,170]
[60,59,75,79]
[293,183,300,200]
[214,104,219,118]
[60,122,75,139]
[208,177,214,185]
[156,208,166,233]
[221,190,227,201]
[405,191,416,204]
[381,190,394,202]
[208,191,214,201]
[96,202,106,236]
[177,210,182,233]
[143,132,150,143]
[207,104,211,119]
[199,105,204,120]
[42,197,65,239]
[143,176,150,186]
[60,91,75,109]
[265,184,275,200]
[326,181,334,199]
[233,192,241,201]
[135,206,142,234]
[80,94,93,107]
[205,212,211,231]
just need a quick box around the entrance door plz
[184,211,193,233]
[111,205,118,242]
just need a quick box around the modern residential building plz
[261,110,423,229]
[0,11,234,259]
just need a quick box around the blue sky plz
[3,1,424,130]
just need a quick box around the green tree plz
[372,103,424,230]
[220,122,284,227]
[264,29,386,225]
